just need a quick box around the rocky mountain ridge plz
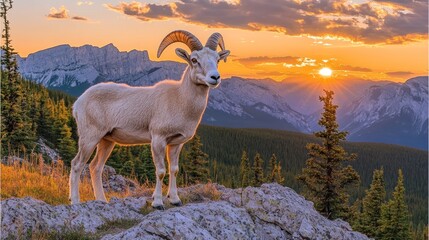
[15,44,428,149]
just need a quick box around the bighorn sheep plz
[69,30,230,209]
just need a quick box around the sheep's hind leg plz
[89,139,115,202]
[69,137,99,204]
[151,136,167,210]
[166,144,183,206]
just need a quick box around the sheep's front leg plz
[167,144,183,206]
[151,137,167,210]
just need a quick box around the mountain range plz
[16,44,428,150]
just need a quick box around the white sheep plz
[69,30,230,209]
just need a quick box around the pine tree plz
[251,152,265,187]
[139,145,155,184]
[297,90,360,220]
[350,199,363,229]
[1,0,34,155]
[239,150,251,187]
[357,168,386,238]
[212,159,219,183]
[57,124,77,165]
[119,147,135,176]
[184,135,209,184]
[54,99,70,141]
[267,154,277,182]
[38,94,56,142]
[273,162,285,185]
[379,169,411,240]
[267,154,285,184]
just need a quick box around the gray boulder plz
[218,183,368,240]
[103,201,256,240]
[1,196,147,239]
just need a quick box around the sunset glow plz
[8,0,428,82]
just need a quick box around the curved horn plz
[205,32,225,51]
[157,30,203,58]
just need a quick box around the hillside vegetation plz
[196,125,428,226]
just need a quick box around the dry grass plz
[179,182,222,204]
[0,155,130,205]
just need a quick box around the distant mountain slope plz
[340,76,428,149]
[16,44,428,149]
[17,44,186,95]
[205,77,311,132]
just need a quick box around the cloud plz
[106,2,176,21]
[47,6,69,19]
[235,56,299,67]
[47,6,88,21]
[255,71,286,77]
[385,71,414,77]
[71,16,88,21]
[334,65,372,72]
[77,1,94,6]
[105,0,428,44]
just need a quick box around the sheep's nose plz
[210,75,220,81]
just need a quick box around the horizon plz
[10,0,428,83]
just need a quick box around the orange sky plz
[9,0,428,82]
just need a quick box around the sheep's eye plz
[191,58,198,64]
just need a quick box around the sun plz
[319,67,333,77]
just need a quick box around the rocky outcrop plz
[102,201,257,240]
[37,138,60,162]
[1,183,369,240]
[1,196,147,238]
[218,184,367,239]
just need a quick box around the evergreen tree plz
[267,154,285,184]
[54,99,69,141]
[57,124,76,165]
[357,168,386,238]
[51,99,76,163]
[119,147,135,176]
[239,150,251,187]
[251,152,265,187]
[183,135,209,184]
[1,0,34,154]
[273,162,285,185]
[297,90,360,220]
[139,145,155,184]
[379,169,411,240]
[212,159,218,183]
[267,153,277,182]
[38,94,56,142]
[350,199,363,229]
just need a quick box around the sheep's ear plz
[175,48,191,65]
[218,50,230,62]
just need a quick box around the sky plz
[8,0,428,82]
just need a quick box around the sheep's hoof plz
[171,200,183,207]
[152,205,165,211]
